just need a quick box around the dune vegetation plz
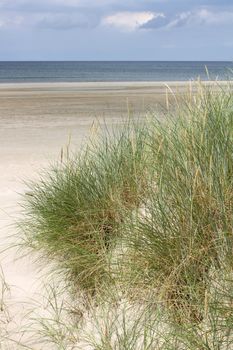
[20,81,233,349]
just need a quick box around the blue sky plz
[0,0,232,60]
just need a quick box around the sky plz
[0,0,232,61]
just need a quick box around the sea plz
[0,61,232,83]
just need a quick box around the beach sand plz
[0,81,229,347]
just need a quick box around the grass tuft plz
[19,81,233,347]
[21,121,150,295]
[126,82,233,323]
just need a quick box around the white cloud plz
[102,11,162,31]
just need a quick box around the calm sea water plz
[0,61,232,83]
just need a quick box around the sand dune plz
[0,81,230,347]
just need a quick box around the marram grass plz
[21,121,150,294]
[125,82,233,323]
[19,81,233,348]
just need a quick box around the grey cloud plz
[0,0,109,31]
[141,8,233,30]
[0,14,23,29]
[36,13,98,30]
[1,0,233,32]
[140,10,195,30]
[0,0,134,12]
[168,12,193,28]
[169,10,233,28]
[141,14,170,29]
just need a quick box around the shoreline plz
[0,80,231,89]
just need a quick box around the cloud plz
[102,11,163,31]
[0,0,132,11]
[0,14,23,29]
[197,9,233,25]
[0,1,233,33]
[142,8,233,29]
[170,9,233,28]
[36,13,97,30]
[141,14,170,29]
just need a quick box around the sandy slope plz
[0,81,227,347]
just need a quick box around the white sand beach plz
[0,81,166,347]
[0,81,231,347]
